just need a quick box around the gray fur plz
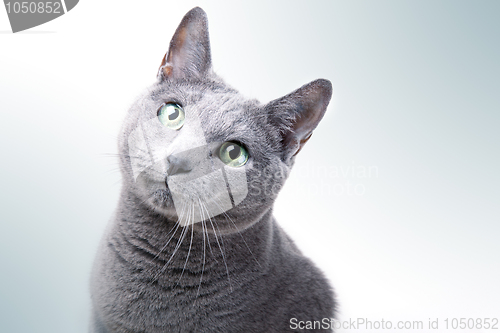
[90,7,335,333]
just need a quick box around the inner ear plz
[157,7,212,80]
[267,79,332,159]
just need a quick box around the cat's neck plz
[109,188,276,288]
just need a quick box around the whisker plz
[176,203,195,287]
[196,197,207,301]
[197,200,218,263]
[212,214,232,292]
[210,197,261,268]
[153,203,190,281]
[200,199,232,292]
[153,202,186,260]
[98,152,144,160]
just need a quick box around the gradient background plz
[1,1,499,332]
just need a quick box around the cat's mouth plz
[135,164,249,227]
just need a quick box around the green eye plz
[157,103,185,130]
[219,141,249,167]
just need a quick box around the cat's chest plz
[93,232,267,332]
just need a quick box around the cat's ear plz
[157,7,212,80]
[267,79,332,159]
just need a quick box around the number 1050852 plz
[444,318,498,330]
[5,2,62,14]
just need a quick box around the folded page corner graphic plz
[4,0,80,33]
[65,0,78,12]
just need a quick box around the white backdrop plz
[1,1,499,332]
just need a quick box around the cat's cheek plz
[248,181,261,196]
[267,183,283,199]
[251,166,262,179]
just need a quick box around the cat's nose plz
[166,154,192,176]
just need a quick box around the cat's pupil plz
[228,144,241,160]
[168,108,179,120]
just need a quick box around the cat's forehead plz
[151,81,254,113]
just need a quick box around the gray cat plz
[90,7,335,333]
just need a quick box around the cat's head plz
[118,7,332,233]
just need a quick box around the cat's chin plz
[150,204,178,221]
[145,196,179,220]
[138,186,178,218]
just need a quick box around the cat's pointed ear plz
[267,79,332,159]
[157,7,212,80]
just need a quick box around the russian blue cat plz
[90,7,335,333]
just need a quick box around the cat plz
[90,7,335,333]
